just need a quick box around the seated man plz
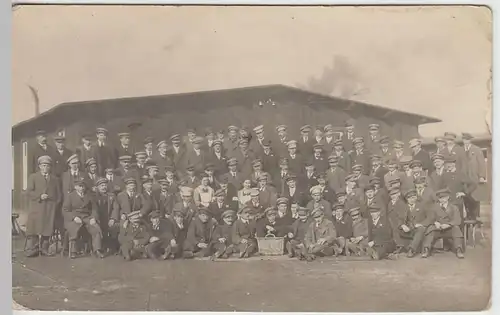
[62,179,104,259]
[346,207,369,256]
[183,207,217,258]
[332,203,353,255]
[386,187,407,254]
[402,189,435,258]
[256,207,289,237]
[303,209,344,261]
[147,210,177,260]
[212,210,237,259]
[168,207,188,259]
[422,188,465,259]
[232,206,258,258]
[286,206,311,259]
[306,186,333,222]
[118,210,154,261]
[366,204,395,260]
[94,177,120,254]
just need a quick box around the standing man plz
[186,136,208,174]
[167,134,187,173]
[390,140,406,163]
[462,133,487,219]
[115,132,135,161]
[31,130,57,174]
[95,127,117,176]
[276,125,290,156]
[429,153,447,191]
[62,154,86,198]
[370,154,388,180]
[250,125,266,155]
[260,139,279,174]
[322,125,336,156]
[342,119,356,153]
[325,156,347,194]
[76,133,97,170]
[134,151,148,178]
[312,143,328,174]
[25,156,62,257]
[331,139,351,172]
[409,138,432,174]
[155,140,175,175]
[286,140,304,176]
[366,124,381,154]
[143,137,155,162]
[442,132,467,175]
[52,135,73,177]
[379,136,392,162]
[298,125,314,158]
[350,137,370,175]
[224,126,240,159]
[224,158,243,190]
[208,139,228,177]
[94,177,120,254]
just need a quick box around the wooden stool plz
[61,230,92,258]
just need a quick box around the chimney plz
[27,85,40,116]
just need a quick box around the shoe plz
[407,249,415,258]
[25,250,39,258]
[94,250,105,259]
[370,250,380,260]
[70,252,77,259]
[183,251,194,259]
[456,248,465,259]
[221,253,229,259]
[160,253,169,260]
[394,246,404,254]
[306,255,315,262]
[421,247,430,258]
[238,251,246,259]
[213,251,224,259]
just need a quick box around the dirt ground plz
[12,233,491,312]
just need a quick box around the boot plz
[394,246,404,255]
[40,239,54,257]
[94,250,105,259]
[183,251,194,259]
[69,240,78,259]
[421,247,430,258]
[456,248,465,259]
[407,248,416,258]
[286,242,294,258]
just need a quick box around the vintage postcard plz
[11,5,492,312]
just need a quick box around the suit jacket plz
[167,145,188,172]
[300,172,319,192]
[322,137,336,156]
[330,150,352,173]
[286,153,305,175]
[333,214,353,238]
[249,138,265,157]
[118,221,151,246]
[298,137,314,158]
[224,171,244,190]
[352,217,369,238]
[104,174,123,195]
[232,219,257,243]
[153,153,175,175]
[209,200,235,223]
[443,144,467,176]
[258,185,278,209]
[52,148,73,177]
[184,216,217,251]
[185,149,208,174]
[405,202,435,228]
[256,217,289,237]
[319,185,336,205]
[415,186,436,207]
[304,218,337,247]
[139,191,160,217]
[223,138,240,159]
[326,167,347,193]
[289,218,312,241]
[233,149,254,179]
[95,143,117,176]
[464,144,487,188]
[76,145,97,171]
[386,197,407,230]
[368,216,393,245]
[412,148,433,172]
[213,223,234,244]
[84,172,99,192]
[426,203,462,235]
[282,186,307,206]
[370,166,388,181]
[312,155,329,174]
[94,192,117,224]
[148,218,175,243]
[442,171,474,203]
[341,133,356,153]
[180,175,201,189]
[350,150,370,175]
[207,152,228,176]
[366,135,381,155]
[62,191,98,222]
[113,191,143,219]
[115,145,135,161]
[429,168,447,191]
[61,170,87,197]
[26,172,62,236]
[273,170,290,195]
[306,199,333,221]
[158,190,175,218]
[384,170,404,190]
[260,150,280,174]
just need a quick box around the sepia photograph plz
[11,4,492,312]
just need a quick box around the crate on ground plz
[256,233,285,256]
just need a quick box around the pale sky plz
[12,5,492,137]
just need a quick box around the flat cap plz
[311,209,324,218]
[124,177,137,185]
[264,207,278,216]
[95,177,108,186]
[118,132,130,138]
[54,135,66,142]
[227,157,238,166]
[156,140,168,149]
[85,157,97,167]
[462,133,474,140]
[393,140,404,148]
[253,125,264,133]
[300,125,312,132]
[409,159,422,168]
[436,188,451,197]
[67,154,79,164]
[119,155,132,162]
[409,138,421,148]
[96,127,108,134]
[404,189,417,199]
[192,137,204,145]
[38,155,52,165]
[368,123,380,131]
[276,197,289,205]
[35,130,47,136]
[170,134,181,142]
[222,210,236,219]
[352,137,364,145]
[143,136,154,144]
[413,176,427,185]
[276,125,287,132]
[287,140,298,149]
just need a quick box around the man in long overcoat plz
[25,156,62,257]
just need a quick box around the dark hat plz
[253,125,264,133]
[95,177,108,186]
[353,137,364,145]
[333,139,343,146]
[436,188,451,198]
[364,185,376,192]
[369,177,381,185]
[393,140,404,148]
[348,207,360,215]
[369,204,382,213]
[67,154,79,164]
[368,123,380,131]
[333,203,344,211]
[214,189,225,197]
[444,132,457,141]
[305,159,314,167]
[218,174,230,184]
[252,159,262,167]
[316,172,327,179]
[118,132,130,138]
[400,156,413,165]
[157,177,168,185]
[313,143,324,150]
[345,119,355,127]
[352,164,363,171]
[135,151,147,158]
[192,137,204,145]
[197,207,210,216]
[434,136,446,143]
[285,173,297,182]
[336,191,346,197]
[54,135,66,142]
[128,210,142,221]
[389,188,400,196]
[170,134,181,142]
[119,155,132,162]
[462,133,474,140]
[297,207,309,215]
[186,128,196,134]
[85,158,97,167]
[186,163,195,171]
[311,209,324,218]
[431,153,445,161]
[172,206,185,217]
[261,139,272,147]
[328,155,339,163]
[413,176,427,185]
[144,136,154,144]
[149,210,162,219]
[264,207,278,216]
[238,138,249,146]
[238,206,252,216]
[345,174,357,182]
[227,157,238,166]
[81,133,93,140]
[73,179,85,187]
[205,127,214,136]
[105,167,115,174]
[300,125,312,132]
[96,127,108,134]
[370,154,382,161]
[276,197,289,205]
[409,159,422,168]
[164,165,175,173]
[279,157,289,165]
[222,210,236,219]
[205,163,215,171]
[445,156,457,163]
[404,189,417,199]
[386,157,399,165]
[124,177,137,186]
[35,130,47,136]
[199,172,210,179]
[141,175,153,184]
[379,136,390,144]
[212,139,223,147]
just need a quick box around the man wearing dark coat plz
[232,206,258,258]
[298,125,314,158]
[311,143,328,174]
[95,127,117,176]
[118,210,154,261]
[31,130,58,174]
[332,203,353,255]
[112,178,143,222]
[366,204,395,260]
[154,140,175,176]
[94,177,120,253]
[350,137,371,175]
[212,210,238,259]
[183,207,217,258]
[61,154,87,198]
[52,136,73,177]
[286,207,312,259]
[207,139,228,177]
[25,156,62,257]
[256,207,289,237]
[285,140,304,176]
[115,132,135,163]
[409,138,433,173]
[209,189,235,223]
[62,179,104,259]
[146,210,177,260]
[75,133,97,171]
[259,139,280,174]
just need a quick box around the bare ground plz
[12,235,491,312]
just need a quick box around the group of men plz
[24,119,486,261]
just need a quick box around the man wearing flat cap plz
[330,139,352,172]
[434,136,447,155]
[303,209,344,261]
[94,177,120,254]
[138,176,160,218]
[52,135,74,177]
[389,140,406,163]
[116,155,140,186]
[115,132,135,162]
[173,186,198,225]
[350,137,370,176]
[429,153,447,191]
[142,136,155,161]
[212,210,238,259]
[154,140,175,175]
[249,125,266,156]
[366,123,382,154]
[383,158,403,191]
[95,127,117,176]
[422,189,465,259]
[209,188,235,223]
[442,156,471,221]
[369,154,388,181]
[118,210,155,261]
[462,133,487,220]
[76,133,97,172]
[307,185,333,222]
[409,138,433,174]
[256,173,278,210]
[346,207,369,256]
[300,159,319,192]
[223,126,240,159]
[282,173,307,206]
[311,143,328,174]
[442,132,467,176]
[186,136,209,174]
[259,139,279,175]
[366,204,395,260]
[325,155,347,194]
[62,154,86,198]
[166,134,187,172]
[207,139,228,177]
[386,188,407,254]
[112,177,143,224]
[341,119,356,152]
[332,203,353,255]
[146,210,177,260]
[25,156,62,257]
[275,125,290,156]
[378,136,392,161]
[182,207,218,258]
[84,158,99,192]
[31,130,57,174]
[232,137,254,179]
[414,175,436,207]
[232,206,258,258]
[298,124,314,158]
[286,206,311,259]
[256,207,289,238]
[63,179,104,259]
[134,151,149,178]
